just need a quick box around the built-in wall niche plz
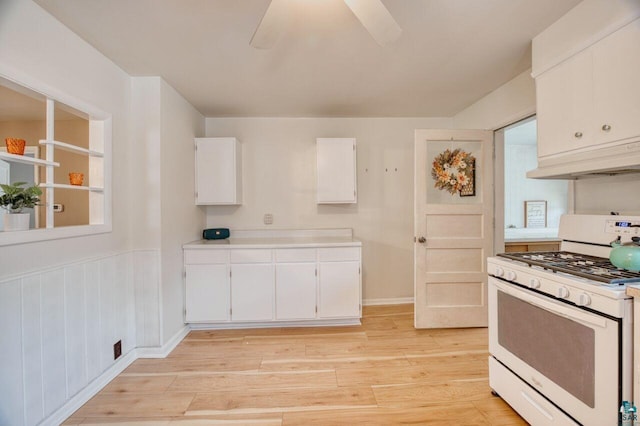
[0,76,110,244]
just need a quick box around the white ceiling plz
[32,0,581,118]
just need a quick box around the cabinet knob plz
[574,132,583,138]
[417,236,426,243]
[602,124,611,132]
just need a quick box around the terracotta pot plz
[5,138,26,155]
[69,172,84,186]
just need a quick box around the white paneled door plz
[414,129,493,328]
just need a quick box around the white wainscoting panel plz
[134,250,161,347]
[0,251,143,426]
[0,279,24,426]
[22,275,44,426]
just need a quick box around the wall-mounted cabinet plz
[194,137,242,205]
[536,19,640,160]
[316,138,357,204]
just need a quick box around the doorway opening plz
[494,116,572,254]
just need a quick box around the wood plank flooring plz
[63,304,526,425]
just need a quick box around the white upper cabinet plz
[195,137,242,205]
[536,49,593,157]
[536,19,640,159]
[316,138,357,204]
[591,20,640,146]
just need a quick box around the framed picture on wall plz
[525,200,547,228]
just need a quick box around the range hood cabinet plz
[527,140,640,180]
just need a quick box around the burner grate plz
[497,251,640,285]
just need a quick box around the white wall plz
[205,117,452,302]
[159,79,205,343]
[130,77,205,346]
[452,69,535,131]
[0,1,135,424]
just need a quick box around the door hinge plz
[230,270,232,278]
[315,268,318,276]
[315,305,318,313]
[183,269,186,279]
[359,267,361,274]
[230,308,232,316]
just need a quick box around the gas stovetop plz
[497,251,640,285]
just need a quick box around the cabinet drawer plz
[318,247,360,262]
[231,249,272,263]
[275,248,317,263]
[185,249,230,265]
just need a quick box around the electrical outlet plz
[264,213,273,225]
[113,340,122,360]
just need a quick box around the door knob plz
[417,236,426,243]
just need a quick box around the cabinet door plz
[195,137,242,205]
[318,261,361,318]
[231,264,274,321]
[536,49,593,158]
[592,19,640,145]
[275,263,317,320]
[316,138,357,204]
[185,264,229,322]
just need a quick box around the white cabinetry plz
[275,248,318,320]
[195,137,242,205]
[184,250,230,322]
[316,138,357,204]
[183,230,361,327]
[318,248,361,318]
[230,249,274,321]
[535,19,640,159]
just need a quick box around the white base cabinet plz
[231,263,274,321]
[185,264,229,322]
[275,263,317,320]
[184,230,361,327]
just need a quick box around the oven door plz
[489,277,620,426]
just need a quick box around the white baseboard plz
[43,326,191,425]
[42,350,137,426]
[189,318,361,330]
[363,297,414,306]
[137,325,190,358]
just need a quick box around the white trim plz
[137,325,190,359]
[363,297,414,306]
[0,224,111,247]
[41,350,137,426]
[188,318,361,330]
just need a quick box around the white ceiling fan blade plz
[250,0,292,49]
[343,0,402,46]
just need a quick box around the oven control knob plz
[506,271,517,281]
[529,278,541,289]
[494,267,504,277]
[557,286,570,299]
[577,293,591,307]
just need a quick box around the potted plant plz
[0,181,42,231]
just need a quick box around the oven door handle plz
[492,279,608,328]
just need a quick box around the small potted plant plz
[0,181,42,231]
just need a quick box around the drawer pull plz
[601,124,611,132]
[574,131,583,138]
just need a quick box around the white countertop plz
[183,228,361,249]
[184,236,361,249]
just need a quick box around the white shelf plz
[40,183,104,192]
[0,152,60,167]
[39,139,104,157]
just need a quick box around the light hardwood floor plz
[63,304,527,425]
